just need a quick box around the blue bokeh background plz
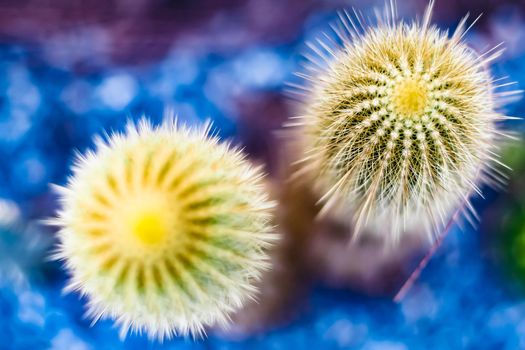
[1,0,525,349]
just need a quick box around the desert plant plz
[291,1,517,242]
[51,118,276,340]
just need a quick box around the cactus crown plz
[52,118,276,340]
[293,1,517,241]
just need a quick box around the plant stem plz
[393,207,460,302]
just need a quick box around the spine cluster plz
[292,2,516,241]
[53,118,276,340]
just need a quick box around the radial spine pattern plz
[293,1,518,241]
[53,118,276,340]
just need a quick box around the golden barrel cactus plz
[292,2,517,241]
[52,118,276,340]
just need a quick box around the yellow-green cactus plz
[52,118,276,340]
[292,2,516,242]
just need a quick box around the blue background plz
[1,0,525,349]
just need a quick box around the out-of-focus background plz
[0,0,525,349]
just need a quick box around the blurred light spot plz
[363,341,408,350]
[0,261,26,288]
[489,303,525,328]
[6,65,41,114]
[323,319,367,348]
[149,52,199,101]
[61,80,94,115]
[17,290,45,327]
[0,65,41,142]
[0,199,20,227]
[12,152,48,193]
[163,51,200,85]
[0,108,31,142]
[233,49,286,89]
[204,66,239,116]
[50,329,90,350]
[401,284,438,322]
[96,74,138,111]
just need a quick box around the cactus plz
[52,118,276,340]
[292,1,517,242]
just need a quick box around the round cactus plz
[292,2,516,241]
[52,118,276,340]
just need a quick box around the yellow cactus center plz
[391,78,429,117]
[131,210,168,245]
[110,192,178,254]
